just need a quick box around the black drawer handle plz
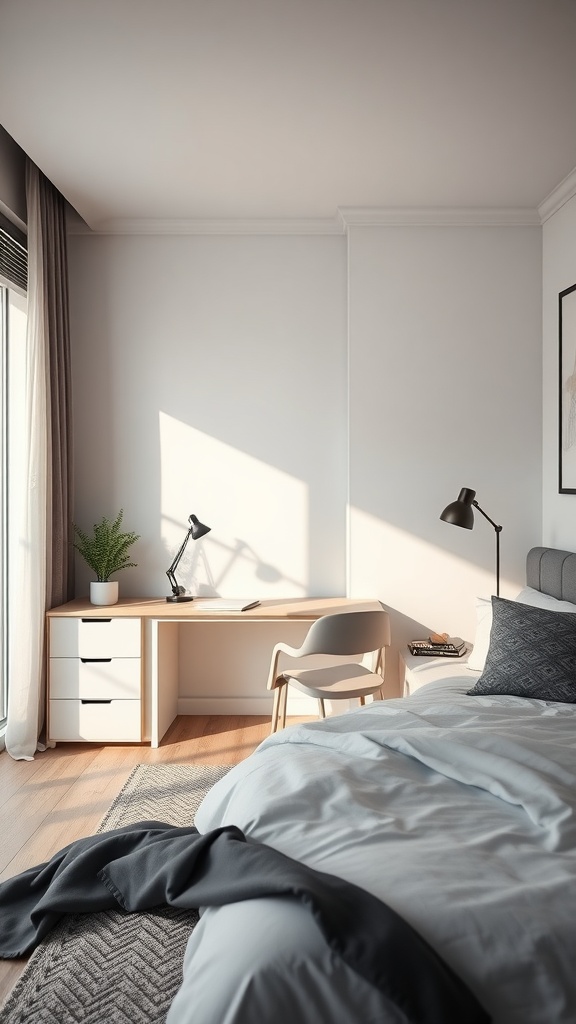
[80,658,112,663]
[81,699,112,705]
[81,618,112,624]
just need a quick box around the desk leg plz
[146,620,179,747]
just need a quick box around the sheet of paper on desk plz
[193,599,261,611]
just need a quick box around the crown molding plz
[66,204,544,236]
[67,215,346,236]
[338,206,540,227]
[538,167,576,223]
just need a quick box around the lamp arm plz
[166,528,192,596]
[472,501,502,534]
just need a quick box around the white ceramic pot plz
[90,581,119,606]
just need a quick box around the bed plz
[167,546,576,1024]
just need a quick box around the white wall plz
[348,224,543,690]
[542,192,576,546]
[68,233,348,602]
[68,220,543,705]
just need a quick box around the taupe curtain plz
[34,163,75,608]
[5,161,73,760]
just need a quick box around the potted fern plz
[73,509,140,605]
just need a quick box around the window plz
[0,214,27,732]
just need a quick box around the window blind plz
[0,212,27,292]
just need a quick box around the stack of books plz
[408,634,466,658]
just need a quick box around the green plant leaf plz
[72,509,140,581]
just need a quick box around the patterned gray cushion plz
[467,596,576,703]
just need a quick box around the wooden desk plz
[47,597,380,747]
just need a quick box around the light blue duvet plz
[168,680,576,1023]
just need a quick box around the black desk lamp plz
[440,488,502,597]
[166,514,211,602]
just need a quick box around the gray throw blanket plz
[0,821,490,1024]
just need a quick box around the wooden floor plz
[0,713,311,1008]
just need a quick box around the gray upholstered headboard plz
[526,547,576,603]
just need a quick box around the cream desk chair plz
[267,609,391,733]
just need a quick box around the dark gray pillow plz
[467,595,576,703]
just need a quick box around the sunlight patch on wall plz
[160,413,308,597]
[348,506,509,642]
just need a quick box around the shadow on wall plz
[171,534,298,599]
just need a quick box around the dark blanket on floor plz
[0,821,490,1024]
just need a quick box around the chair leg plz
[317,698,326,719]
[279,682,288,730]
[359,695,366,706]
[270,684,282,734]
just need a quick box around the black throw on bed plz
[0,821,490,1024]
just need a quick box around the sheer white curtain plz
[5,164,49,759]
[5,161,73,760]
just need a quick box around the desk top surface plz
[47,596,383,620]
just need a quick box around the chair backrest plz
[297,609,391,658]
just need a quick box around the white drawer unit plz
[50,616,141,658]
[49,698,142,742]
[49,657,141,700]
[48,615,143,743]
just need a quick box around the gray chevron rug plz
[0,762,230,1024]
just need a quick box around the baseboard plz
[177,696,318,716]
[177,695,364,716]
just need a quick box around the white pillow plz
[513,586,576,613]
[466,596,492,672]
[466,586,576,673]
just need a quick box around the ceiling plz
[1,0,576,231]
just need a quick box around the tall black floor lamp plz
[440,488,502,597]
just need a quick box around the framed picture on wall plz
[559,283,576,493]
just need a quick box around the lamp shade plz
[439,488,476,530]
[189,514,211,540]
